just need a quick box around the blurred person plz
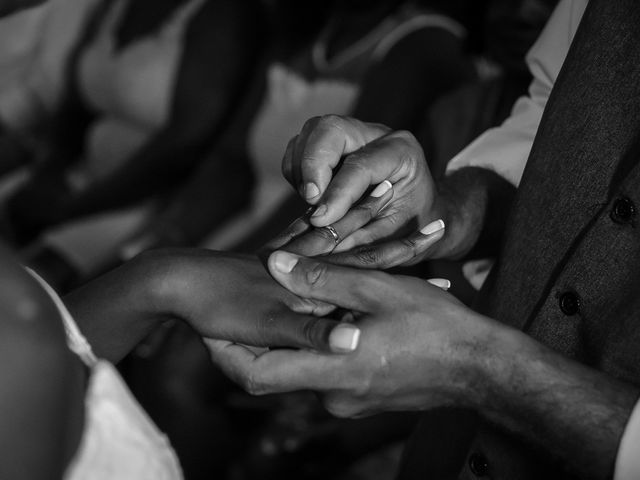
[0,0,263,289]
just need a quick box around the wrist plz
[129,249,186,320]
[428,172,484,260]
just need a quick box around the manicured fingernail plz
[369,180,392,198]
[329,324,361,353]
[304,182,320,200]
[427,278,451,291]
[420,219,445,236]
[272,251,299,273]
[311,204,327,218]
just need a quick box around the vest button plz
[468,452,490,477]
[559,291,580,316]
[611,197,636,224]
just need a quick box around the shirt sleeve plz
[615,400,640,480]
[445,0,588,187]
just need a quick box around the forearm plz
[431,166,516,260]
[63,251,176,363]
[476,323,639,479]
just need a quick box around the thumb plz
[268,250,387,313]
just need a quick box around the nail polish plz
[273,251,299,273]
[304,182,320,200]
[369,180,392,198]
[420,219,445,236]
[427,278,451,291]
[329,324,361,353]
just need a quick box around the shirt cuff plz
[615,398,640,480]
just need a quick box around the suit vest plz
[399,0,640,478]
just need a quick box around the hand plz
[281,115,453,266]
[144,249,363,354]
[207,250,491,416]
[66,249,363,363]
[263,180,446,269]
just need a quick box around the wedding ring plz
[322,225,340,245]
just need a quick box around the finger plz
[261,211,312,253]
[295,116,389,204]
[326,219,445,270]
[223,308,360,354]
[268,250,390,312]
[310,130,422,227]
[283,181,393,257]
[206,339,341,394]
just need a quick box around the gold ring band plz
[323,225,340,245]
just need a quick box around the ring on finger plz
[321,225,340,245]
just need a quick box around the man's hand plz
[281,115,484,267]
[207,250,487,412]
[210,251,640,480]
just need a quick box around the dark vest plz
[398,0,640,478]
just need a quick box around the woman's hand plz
[65,249,361,363]
[207,250,493,413]
[152,249,354,352]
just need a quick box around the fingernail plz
[311,204,327,218]
[369,180,392,198]
[427,278,451,291]
[329,324,361,353]
[304,182,320,200]
[420,219,445,236]
[272,251,299,273]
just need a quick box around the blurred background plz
[0,0,558,478]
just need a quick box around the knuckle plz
[342,154,369,173]
[399,237,420,256]
[391,129,419,146]
[242,372,267,396]
[305,262,330,289]
[319,114,345,130]
[351,203,376,222]
[301,317,329,349]
[352,246,383,266]
[302,116,322,134]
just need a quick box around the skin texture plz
[207,251,639,479]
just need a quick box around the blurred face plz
[0,0,45,17]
